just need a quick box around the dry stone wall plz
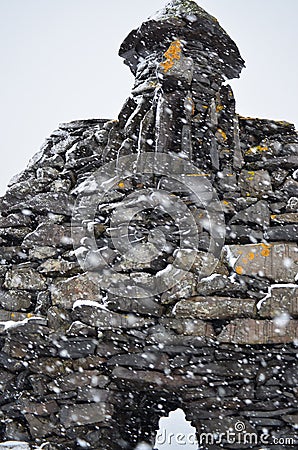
[0,1,297,449]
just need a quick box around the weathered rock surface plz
[4,268,47,291]
[224,243,298,282]
[0,290,34,311]
[174,296,256,319]
[60,403,113,428]
[258,286,298,318]
[73,304,155,330]
[23,223,73,248]
[51,273,100,309]
[218,318,298,344]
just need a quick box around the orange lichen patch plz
[185,97,195,115]
[223,200,229,205]
[118,181,125,189]
[242,258,248,264]
[188,97,195,115]
[27,313,33,318]
[235,266,244,275]
[217,128,227,141]
[260,243,272,257]
[161,40,182,73]
[271,214,277,220]
[257,145,268,152]
[245,145,269,155]
[248,252,255,261]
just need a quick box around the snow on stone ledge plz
[72,299,109,311]
[257,283,298,310]
[0,317,47,332]
[0,442,30,450]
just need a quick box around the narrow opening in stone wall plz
[154,409,198,449]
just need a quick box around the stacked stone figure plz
[0,1,297,449]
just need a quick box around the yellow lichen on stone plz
[11,312,15,319]
[186,173,210,177]
[245,145,269,156]
[257,145,268,152]
[161,40,182,73]
[247,171,255,181]
[277,120,291,127]
[248,252,255,261]
[217,128,227,141]
[216,104,224,112]
[260,243,272,257]
[186,97,195,115]
[118,181,125,189]
[235,266,244,275]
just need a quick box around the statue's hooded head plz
[119,0,245,82]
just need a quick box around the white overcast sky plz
[0,0,297,199]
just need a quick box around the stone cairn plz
[0,1,297,449]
